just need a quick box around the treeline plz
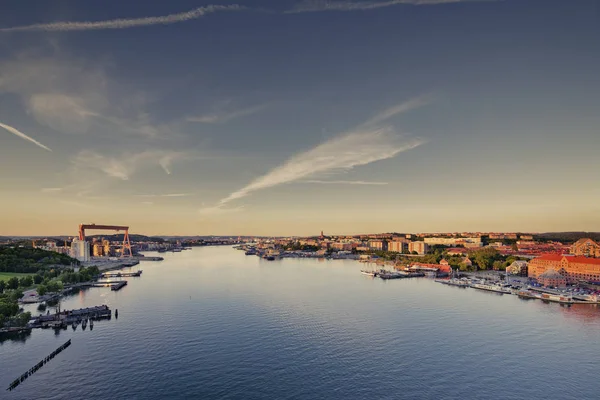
[0,291,31,328]
[0,246,78,273]
[0,266,100,296]
[369,247,525,272]
[536,232,600,244]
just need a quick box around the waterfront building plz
[388,241,408,253]
[528,254,600,283]
[571,238,600,258]
[92,243,104,257]
[369,240,388,251]
[70,238,90,262]
[507,260,528,276]
[537,269,567,288]
[408,241,429,255]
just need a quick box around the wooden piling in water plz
[6,339,72,392]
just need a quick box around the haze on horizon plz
[0,0,599,237]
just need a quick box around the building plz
[423,237,482,247]
[409,241,429,255]
[507,260,528,276]
[70,238,90,262]
[528,254,600,284]
[369,240,388,251]
[537,269,567,288]
[571,238,600,258]
[92,243,104,257]
[388,241,408,253]
[462,257,473,268]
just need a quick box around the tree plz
[33,274,43,284]
[511,243,519,252]
[7,277,19,290]
[19,275,33,288]
[0,280,5,294]
[37,285,47,296]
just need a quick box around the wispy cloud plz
[0,5,243,32]
[303,180,389,185]
[0,121,52,151]
[71,150,190,180]
[288,0,493,13]
[187,104,268,124]
[220,127,424,205]
[41,187,63,193]
[360,95,433,128]
[205,95,429,210]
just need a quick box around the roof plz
[538,269,565,280]
[533,254,600,265]
[534,254,564,261]
[567,256,600,265]
[573,238,598,246]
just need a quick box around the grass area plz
[0,272,35,282]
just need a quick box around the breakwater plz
[6,339,72,392]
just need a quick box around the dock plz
[30,305,112,328]
[99,270,142,278]
[6,339,72,392]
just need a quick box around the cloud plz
[0,52,177,139]
[187,104,268,124]
[360,95,432,128]
[0,121,52,151]
[41,187,63,193]
[0,5,243,32]
[303,180,389,185]
[288,0,493,13]
[71,150,189,180]
[219,127,424,205]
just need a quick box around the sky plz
[0,0,599,236]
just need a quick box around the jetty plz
[99,270,142,278]
[6,339,72,392]
[30,305,112,328]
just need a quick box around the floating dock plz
[6,339,72,392]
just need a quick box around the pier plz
[30,305,112,328]
[99,270,142,278]
[6,339,72,392]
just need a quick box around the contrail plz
[0,5,243,32]
[0,121,52,151]
[288,0,497,13]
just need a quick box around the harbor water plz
[2,246,600,399]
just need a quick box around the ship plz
[540,293,574,305]
[436,278,469,288]
[360,270,377,277]
[245,249,257,256]
[469,282,512,294]
[517,290,540,300]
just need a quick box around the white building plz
[70,238,90,262]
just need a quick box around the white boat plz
[360,270,376,277]
[470,282,512,294]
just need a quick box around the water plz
[2,246,600,399]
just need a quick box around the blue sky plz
[0,0,599,236]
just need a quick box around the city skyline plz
[1,0,599,236]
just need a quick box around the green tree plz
[37,285,47,296]
[33,274,43,284]
[13,311,31,327]
[0,280,5,293]
[45,280,63,293]
[7,276,19,290]
[19,275,34,288]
